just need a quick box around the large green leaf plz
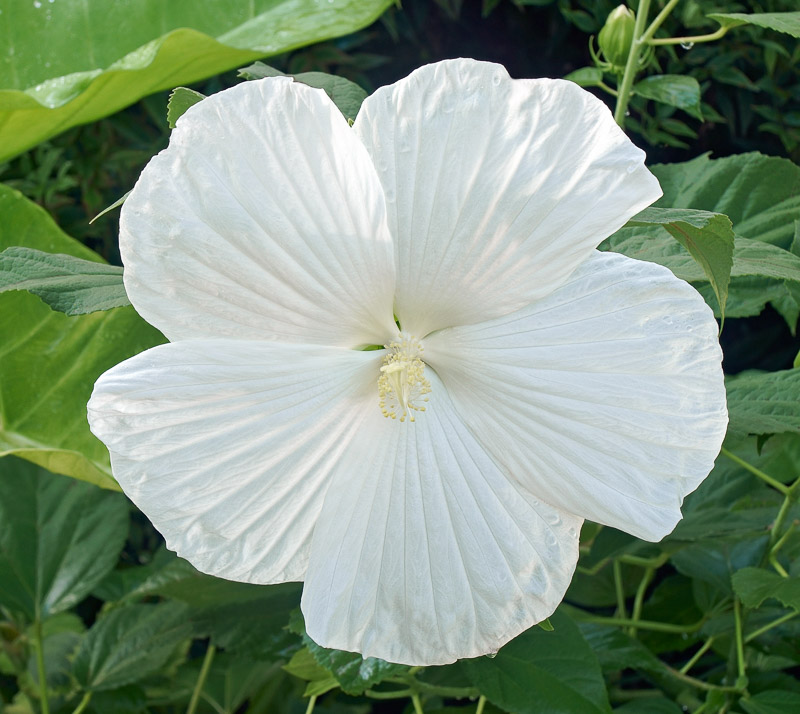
[0,457,128,622]
[708,12,800,39]
[611,153,800,321]
[732,567,800,611]
[461,610,611,714]
[726,369,800,437]
[0,185,164,489]
[0,247,128,315]
[649,153,800,249]
[72,602,192,691]
[0,0,392,162]
[739,691,800,714]
[620,207,733,315]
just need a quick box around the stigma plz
[378,334,431,422]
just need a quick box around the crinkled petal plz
[423,251,728,541]
[301,371,581,666]
[121,77,396,348]
[353,58,661,336]
[88,340,380,583]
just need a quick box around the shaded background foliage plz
[1,1,800,713]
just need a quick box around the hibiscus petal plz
[88,340,380,583]
[423,251,728,542]
[121,78,396,348]
[301,372,581,666]
[353,58,662,337]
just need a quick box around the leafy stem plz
[680,636,715,675]
[745,610,799,643]
[628,565,656,637]
[647,26,729,46]
[304,694,318,714]
[733,599,747,681]
[578,614,706,634]
[476,695,487,714]
[33,618,50,714]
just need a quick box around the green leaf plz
[732,568,800,611]
[0,457,128,622]
[579,625,668,677]
[670,537,768,596]
[166,87,206,129]
[283,647,336,683]
[726,369,800,437]
[0,247,128,315]
[633,75,703,120]
[708,12,800,39]
[564,67,605,88]
[619,206,733,316]
[289,610,407,696]
[73,602,192,691]
[0,0,393,161]
[461,610,611,714]
[238,62,368,122]
[740,691,800,714]
[649,153,800,249]
[0,186,164,488]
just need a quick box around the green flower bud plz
[598,4,636,68]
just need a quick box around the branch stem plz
[186,644,216,714]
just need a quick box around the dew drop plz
[680,41,695,50]
[546,512,562,527]
[545,532,558,547]
[626,163,637,174]
[492,73,502,86]
[33,0,42,7]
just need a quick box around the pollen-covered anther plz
[378,334,431,423]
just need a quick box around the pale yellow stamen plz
[378,334,431,423]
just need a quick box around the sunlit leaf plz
[0,0,392,161]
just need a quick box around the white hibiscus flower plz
[87,59,728,666]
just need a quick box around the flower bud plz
[598,5,636,68]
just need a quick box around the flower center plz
[378,334,431,423]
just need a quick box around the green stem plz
[628,566,655,637]
[476,695,487,714]
[304,695,318,714]
[411,693,425,714]
[33,619,50,714]
[680,636,715,675]
[770,480,800,547]
[613,559,627,619]
[640,0,680,43]
[579,615,704,634]
[720,448,790,495]
[186,644,216,714]
[613,0,652,125]
[745,610,799,643]
[647,26,729,46]
[665,664,743,693]
[365,689,415,700]
[619,553,669,569]
[733,599,746,680]
[71,692,92,714]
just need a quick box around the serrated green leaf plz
[650,153,800,249]
[238,62,368,122]
[166,87,206,129]
[740,690,800,714]
[616,206,733,316]
[633,75,703,120]
[732,568,800,611]
[0,457,128,622]
[0,247,128,315]
[0,0,393,161]
[73,602,192,691]
[461,610,611,714]
[579,625,668,677]
[283,647,335,683]
[726,369,800,437]
[708,12,800,38]
[289,610,407,695]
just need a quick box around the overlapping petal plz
[353,58,662,336]
[301,372,582,666]
[87,340,381,583]
[424,251,728,541]
[120,78,396,348]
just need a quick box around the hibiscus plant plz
[1,2,800,714]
